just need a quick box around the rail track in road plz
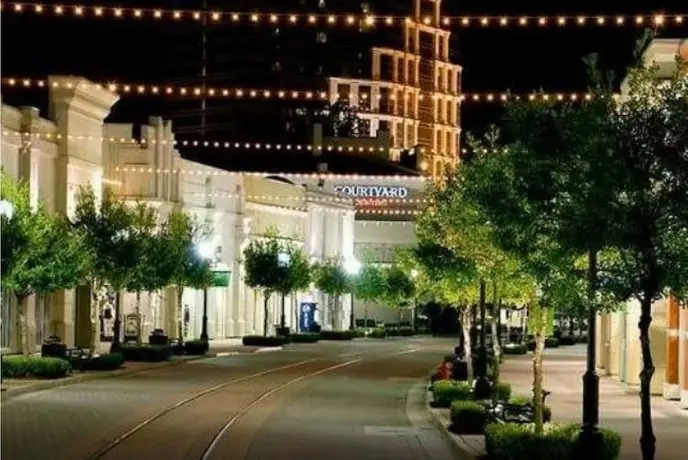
[88,346,420,460]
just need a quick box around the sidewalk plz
[500,345,688,460]
[0,339,273,400]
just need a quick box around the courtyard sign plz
[333,185,409,198]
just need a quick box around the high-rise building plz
[327,0,462,178]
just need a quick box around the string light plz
[113,166,428,182]
[2,78,620,102]
[1,130,429,153]
[184,191,429,205]
[2,4,684,28]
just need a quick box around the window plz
[316,32,327,44]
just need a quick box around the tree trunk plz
[462,308,473,378]
[263,294,271,336]
[522,305,529,344]
[89,280,99,355]
[532,304,547,435]
[16,295,30,356]
[110,291,122,353]
[135,290,142,345]
[280,294,286,330]
[638,295,656,460]
[177,287,184,343]
[491,282,501,383]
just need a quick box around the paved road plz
[2,337,460,460]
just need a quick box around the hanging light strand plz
[2,4,684,28]
[2,78,619,103]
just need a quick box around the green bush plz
[492,382,512,401]
[431,380,473,407]
[559,335,577,346]
[290,333,320,343]
[485,422,621,460]
[369,328,387,339]
[184,340,208,355]
[545,337,560,348]
[399,327,414,336]
[450,401,487,434]
[503,343,527,355]
[527,340,536,351]
[1,356,71,379]
[242,335,286,347]
[82,353,124,371]
[509,395,552,422]
[320,330,357,341]
[121,345,171,362]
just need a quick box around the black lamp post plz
[200,287,209,342]
[473,280,492,399]
[575,252,603,457]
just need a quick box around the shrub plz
[503,343,527,355]
[399,327,414,336]
[184,339,208,355]
[275,326,291,337]
[450,401,487,434]
[242,335,286,347]
[431,380,473,407]
[526,340,536,351]
[81,353,124,371]
[320,330,357,341]
[559,336,577,346]
[290,333,320,343]
[485,423,621,460]
[369,328,387,339]
[1,356,71,379]
[492,382,512,401]
[509,395,552,422]
[577,334,589,343]
[545,337,560,348]
[308,323,322,333]
[121,345,171,362]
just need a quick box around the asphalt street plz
[1,337,460,460]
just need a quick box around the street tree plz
[313,257,350,330]
[73,186,138,353]
[242,234,288,336]
[1,173,93,355]
[124,202,161,344]
[162,209,213,343]
[275,244,311,333]
[380,265,416,324]
[351,262,386,327]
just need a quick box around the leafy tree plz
[380,265,416,324]
[313,258,350,330]
[312,101,363,137]
[598,63,688,460]
[162,209,213,343]
[73,186,138,353]
[124,202,161,344]
[352,262,386,326]
[276,244,311,332]
[242,235,287,336]
[1,173,93,355]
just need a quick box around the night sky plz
[2,0,687,145]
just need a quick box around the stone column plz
[679,303,688,408]
[664,294,681,399]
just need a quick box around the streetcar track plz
[90,345,423,460]
[87,358,319,460]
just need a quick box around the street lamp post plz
[0,200,14,389]
[410,269,419,334]
[278,251,290,331]
[345,258,361,331]
[197,240,216,345]
[473,279,492,399]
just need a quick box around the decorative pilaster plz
[664,294,681,400]
[680,303,688,408]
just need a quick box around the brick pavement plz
[500,344,688,460]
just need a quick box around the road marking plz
[214,352,240,357]
[397,348,419,355]
[255,346,283,353]
[201,358,363,460]
[338,352,356,357]
[88,358,319,460]
[364,426,421,436]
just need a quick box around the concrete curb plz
[424,389,483,460]
[1,346,282,401]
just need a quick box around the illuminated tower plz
[328,0,461,179]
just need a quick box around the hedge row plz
[121,344,171,362]
[485,422,621,460]
[1,356,71,379]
